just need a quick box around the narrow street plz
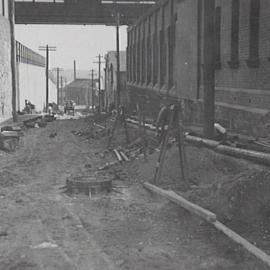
[0,118,268,270]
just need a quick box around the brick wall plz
[214,0,270,110]
[127,0,270,136]
[0,15,12,121]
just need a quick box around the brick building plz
[104,51,127,110]
[127,0,270,136]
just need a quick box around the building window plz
[147,35,152,84]
[147,17,152,85]
[137,40,140,83]
[246,0,260,68]
[168,1,176,89]
[168,24,175,88]
[159,7,166,86]
[159,29,166,86]
[215,6,221,69]
[133,30,137,82]
[2,0,5,16]
[153,15,158,85]
[228,0,240,69]
[141,22,146,83]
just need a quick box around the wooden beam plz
[143,182,216,222]
[214,221,270,268]
[144,182,270,268]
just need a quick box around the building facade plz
[104,51,127,110]
[127,0,270,136]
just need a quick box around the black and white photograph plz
[0,0,270,269]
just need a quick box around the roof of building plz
[65,78,96,89]
[106,51,126,72]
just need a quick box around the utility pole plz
[90,69,96,109]
[8,0,17,122]
[56,67,63,106]
[116,12,121,108]
[203,0,215,139]
[52,67,63,107]
[38,45,56,109]
[93,55,105,113]
[73,60,76,81]
[60,76,63,105]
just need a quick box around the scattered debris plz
[113,149,123,162]
[49,132,57,138]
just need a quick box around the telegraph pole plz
[52,67,63,107]
[203,0,215,139]
[60,76,63,105]
[116,12,121,108]
[93,55,105,113]
[56,67,63,106]
[38,45,56,109]
[90,69,96,109]
[73,60,76,81]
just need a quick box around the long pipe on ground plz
[126,118,270,166]
[185,135,270,166]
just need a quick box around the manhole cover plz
[66,175,112,197]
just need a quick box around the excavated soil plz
[0,117,269,269]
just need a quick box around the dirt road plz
[0,119,268,269]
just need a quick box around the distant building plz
[64,78,98,107]
[104,51,127,110]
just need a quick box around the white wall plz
[0,15,12,122]
[17,63,57,112]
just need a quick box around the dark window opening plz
[159,29,165,86]
[153,11,158,85]
[215,6,221,69]
[246,0,260,68]
[2,0,5,17]
[228,0,240,69]
[153,34,158,85]
[137,41,140,83]
[168,25,175,88]
[142,38,145,83]
[147,35,152,84]
[133,32,137,82]
[142,22,146,83]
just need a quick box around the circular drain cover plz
[66,175,112,196]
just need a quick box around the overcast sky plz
[15,24,127,71]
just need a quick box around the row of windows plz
[216,0,261,69]
[127,0,176,89]
[16,41,46,67]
